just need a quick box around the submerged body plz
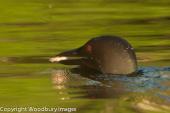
[50,35,137,75]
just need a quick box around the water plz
[50,67,170,113]
[0,0,170,113]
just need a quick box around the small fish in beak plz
[49,56,68,62]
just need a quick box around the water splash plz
[103,67,170,92]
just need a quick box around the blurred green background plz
[0,0,170,113]
[0,0,170,65]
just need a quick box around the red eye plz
[86,45,92,53]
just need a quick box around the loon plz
[50,35,137,75]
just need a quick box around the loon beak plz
[49,48,84,64]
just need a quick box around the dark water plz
[50,66,170,112]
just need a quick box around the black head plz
[50,35,137,75]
